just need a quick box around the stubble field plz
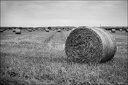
[0,29,128,85]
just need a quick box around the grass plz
[0,30,128,85]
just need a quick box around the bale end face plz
[65,27,116,64]
[65,28,103,64]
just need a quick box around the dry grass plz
[0,30,128,85]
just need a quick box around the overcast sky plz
[1,0,127,27]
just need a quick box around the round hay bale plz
[125,29,128,32]
[12,29,16,32]
[57,28,61,32]
[15,29,21,34]
[119,29,122,31]
[45,28,50,32]
[65,27,117,64]
[0,29,4,32]
[28,28,32,32]
[111,29,116,33]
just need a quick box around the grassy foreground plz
[0,30,128,85]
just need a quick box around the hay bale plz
[111,29,116,33]
[28,28,32,32]
[0,29,4,32]
[15,29,21,34]
[119,29,122,31]
[12,29,16,32]
[57,28,61,32]
[125,29,128,32]
[65,27,117,64]
[45,28,50,32]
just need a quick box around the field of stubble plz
[0,30,128,85]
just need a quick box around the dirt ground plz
[0,29,128,85]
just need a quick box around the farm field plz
[0,29,128,85]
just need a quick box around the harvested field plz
[0,29,128,85]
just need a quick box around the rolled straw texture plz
[65,27,117,64]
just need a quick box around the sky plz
[1,0,127,27]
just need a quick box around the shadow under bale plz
[65,27,117,64]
